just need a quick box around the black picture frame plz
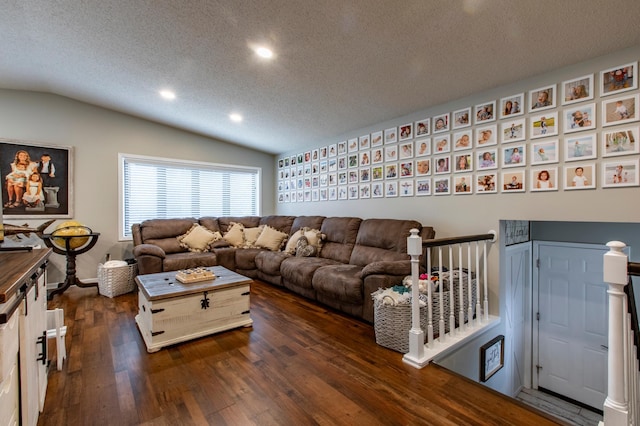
[480,334,504,382]
[1,138,74,218]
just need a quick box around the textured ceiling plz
[2,1,640,154]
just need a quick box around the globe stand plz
[42,231,100,300]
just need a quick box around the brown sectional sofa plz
[132,215,435,323]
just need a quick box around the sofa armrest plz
[358,260,411,279]
[133,243,166,259]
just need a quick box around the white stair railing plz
[602,241,639,426]
[403,229,500,369]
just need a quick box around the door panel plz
[537,242,607,410]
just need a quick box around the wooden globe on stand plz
[42,221,100,299]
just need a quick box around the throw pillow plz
[303,227,325,252]
[295,236,317,257]
[177,223,221,253]
[243,225,265,248]
[224,222,245,247]
[254,225,289,251]
[284,228,305,254]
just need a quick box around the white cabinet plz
[19,268,48,426]
[0,249,50,426]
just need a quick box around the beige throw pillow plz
[254,225,289,251]
[243,225,265,248]
[303,228,324,251]
[177,223,221,253]
[284,228,305,254]
[224,222,245,247]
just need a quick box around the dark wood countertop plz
[0,248,52,303]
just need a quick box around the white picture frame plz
[415,138,431,157]
[499,93,524,119]
[474,100,496,124]
[602,158,639,188]
[433,134,451,154]
[399,123,413,141]
[453,107,471,129]
[476,148,498,170]
[600,61,637,97]
[433,177,450,195]
[529,112,558,139]
[564,133,597,162]
[530,139,559,165]
[602,126,639,157]
[384,127,398,144]
[564,163,595,190]
[530,167,558,192]
[475,124,497,147]
[502,144,526,168]
[502,170,525,192]
[563,103,596,133]
[453,174,473,195]
[476,173,497,194]
[562,74,594,105]
[529,84,556,112]
[500,118,526,143]
[415,118,430,137]
[416,178,431,196]
[453,130,472,151]
[433,113,450,133]
[602,93,639,127]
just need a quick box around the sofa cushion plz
[280,257,342,290]
[177,223,222,252]
[224,222,245,247]
[349,218,422,266]
[290,216,326,234]
[312,264,364,304]
[235,247,266,270]
[259,215,296,236]
[145,237,186,255]
[138,217,197,241]
[318,217,362,263]
[163,252,217,272]
[198,217,222,233]
[255,251,291,275]
[218,216,261,233]
[255,225,288,251]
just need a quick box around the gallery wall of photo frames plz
[277,61,639,203]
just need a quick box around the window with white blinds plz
[118,154,260,239]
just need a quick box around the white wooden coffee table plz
[135,266,252,353]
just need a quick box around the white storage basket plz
[97,262,137,298]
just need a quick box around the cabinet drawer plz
[0,362,19,426]
[0,310,19,382]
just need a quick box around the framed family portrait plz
[602,94,639,127]
[530,112,558,139]
[453,174,473,195]
[530,139,559,165]
[475,100,496,124]
[433,177,450,195]
[499,93,524,119]
[564,163,596,190]
[371,131,383,147]
[563,103,596,133]
[600,61,637,97]
[476,149,498,170]
[1,138,74,219]
[529,84,556,112]
[502,170,525,192]
[432,113,450,133]
[415,178,431,196]
[475,124,497,147]
[565,133,597,162]
[562,74,594,105]
[453,130,472,151]
[500,118,526,143]
[502,144,526,168]
[602,158,639,188]
[476,173,497,194]
[480,335,504,382]
[453,107,471,129]
[602,126,639,157]
[530,167,558,192]
[414,118,430,137]
[399,123,413,141]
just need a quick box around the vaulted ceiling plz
[2,1,640,154]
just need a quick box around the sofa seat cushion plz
[255,251,291,275]
[162,252,217,272]
[312,264,364,304]
[280,257,341,290]
[235,247,267,271]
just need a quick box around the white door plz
[535,242,608,410]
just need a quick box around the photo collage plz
[277,61,639,203]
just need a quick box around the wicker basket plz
[97,262,137,298]
[372,291,428,353]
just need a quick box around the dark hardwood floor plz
[40,280,565,425]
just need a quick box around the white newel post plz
[603,241,629,426]
[404,229,425,364]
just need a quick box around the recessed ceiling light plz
[159,90,176,100]
[229,113,243,123]
[255,46,273,59]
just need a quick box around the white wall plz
[275,45,640,393]
[0,90,276,282]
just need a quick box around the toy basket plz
[372,290,428,353]
[97,261,137,298]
